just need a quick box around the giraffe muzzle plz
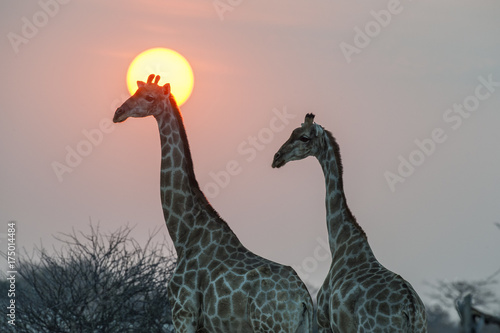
[113,107,127,123]
[272,151,285,168]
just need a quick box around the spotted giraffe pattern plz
[272,114,427,333]
[113,75,313,333]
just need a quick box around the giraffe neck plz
[316,131,375,265]
[154,99,235,256]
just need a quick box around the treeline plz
[1,224,499,332]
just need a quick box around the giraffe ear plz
[310,125,317,138]
[137,81,146,88]
[311,123,324,139]
[163,83,171,96]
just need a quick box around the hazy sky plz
[1,0,500,308]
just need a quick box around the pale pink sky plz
[1,0,500,306]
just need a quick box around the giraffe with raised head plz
[272,114,427,333]
[113,74,313,333]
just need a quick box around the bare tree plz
[1,224,176,333]
[427,278,498,311]
[425,279,500,332]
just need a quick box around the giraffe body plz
[272,114,427,333]
[113,75,313,333]
[317,262,425,332]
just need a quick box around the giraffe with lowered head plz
[113,74,313,333]
[272,114,427,333]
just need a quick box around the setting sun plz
[126,48,194,106]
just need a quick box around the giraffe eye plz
[299,136,310,143]
[145,95,155,102]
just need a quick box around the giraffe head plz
[113,74,173,123]
[272,113,326,168]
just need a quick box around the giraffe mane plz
[324,128,367,239]
[168,95,232,232]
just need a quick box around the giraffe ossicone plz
[113,75,313,333]
[273,113,428,333]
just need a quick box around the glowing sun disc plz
[126,48,194,106]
